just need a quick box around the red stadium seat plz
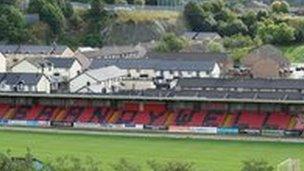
[265,112,291,130]
[185,111,207,126]
[0,104,10,119]
[237,111,266,129]
[203,111,226,127]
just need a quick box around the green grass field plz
[0,130,303,171]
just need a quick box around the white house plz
[0,53,6,72]
[289,63,304,79]
[69,66,127,93]
[89,58,221,80]
[0,45,74,68]
[121,78,156,90]
[11,57,82,90]
[0,72,50,93]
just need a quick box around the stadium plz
[1,77,304,170]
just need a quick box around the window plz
[140,74,148,78]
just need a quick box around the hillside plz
[105,10,185,45]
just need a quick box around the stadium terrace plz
[0,77,304,138]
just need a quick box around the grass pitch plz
[0,130,303,171]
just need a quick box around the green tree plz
[218,19,248,36]
[133,0,145,5]
[82,34,104,47]
[214,8,237,22]
[155,33,188,53]
[257,19,295,45]
[184,2,216,32]
[29,0,66,34]
[0,0,18,5]
[241,11,257,37]
[224,34,255,49]
[40,2,66,34]
[271,0,289,13]
[288,18,304,43]
[241,159,274,171]
[207,41,225,53]
[257,10,269,21]
[145,0,157,5]
[0,5,28,43]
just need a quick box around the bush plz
[207,41,225,53]
[147,160,195,171]
[0,5,28,43]
[271,0,289,13]
[241,159,274,171]
[111,158,141,171]
[257,19,295,45]
[82,34,104,47]
[155,33,188,53]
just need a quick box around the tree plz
[0,0,18,5]
[207,41,225,53]
[218,19,248,37]
[184,2,216,32]
[241,11,257,37]
[0,5,28,43]
[40,2,66,34]
[82,34,104,47]
[257,19,295,45]
[271,0,289,13]
[145,0,157,5]
[288,18,304,43]
[224,34,255,49]
[155,33,188,53]
[133,0,145,5]
[28,0,66,34]
[241,159,274,171]
[90,0,106,18]
[257,10,269,21]
[214,8,237,22]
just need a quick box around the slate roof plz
[177,78,304,90]
[0,45,70,55]
[89,58,217,71]
[112,89,304,101]
[80,45,146,58]
[0,73,44,85]
[25,57,77,69]
[145,52,229,62]
[45,57,76,68]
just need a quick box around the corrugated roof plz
[90,58,216,71]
